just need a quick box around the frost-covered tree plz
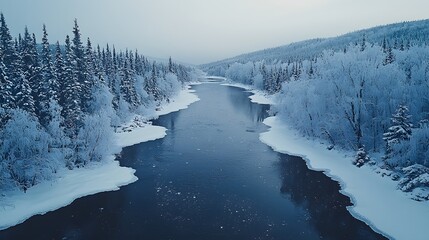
[13,40,35,114]
[62,35,82,135]
[0,46,14,110]
[353,146,370,167]
[0,109,52,191]
[383,105,413,160]
[71,19,91,113]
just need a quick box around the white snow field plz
[235,89,428,240]
[0,86,200,231]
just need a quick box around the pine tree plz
[144,62,160,101]
[71,19,91,113]
[41,24,58,102]
[120,50,139,107]
[0,46,14,110]
[0,13,16,69]
[383,45,395,65]
[20,28,42,117]
[62,35,82,136]
[54,41,66,109]
[360,34,366,51]
[353,146,370,167]
[13,39,35,114]
[383,105,413,159]
[38,24,58,127]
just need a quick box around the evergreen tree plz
[41,24,58,102]
[38,25,58,126]
[20,28,42,117]
[383,105,413,159]
[144,62,160,101]
[54,41,66,109]
[13,39,35,114]
[120,50,139,107]
[0,13,15,69]
[0,46,14,110]
[71,19,91,113]
[360,34,366,51]
[62,35,82,136]
[383,45,395,65]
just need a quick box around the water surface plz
[0,83,385,240]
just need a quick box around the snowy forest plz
[204,20,429,197]
[0,14,197,192]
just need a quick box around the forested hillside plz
[0,14,199,192]
[203,20,429,199]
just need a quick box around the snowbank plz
[224,78,429,240]
[221,82,274,105]
[0,158,136,230]
[155,85,201,116]
[0,86,200,231]
[260,116,429,240]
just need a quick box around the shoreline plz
[0,85,200,231]
[226,82,429,240]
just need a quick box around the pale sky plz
[1,0,428,64]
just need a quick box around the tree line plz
[0,14,197,192]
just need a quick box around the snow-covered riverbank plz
[226,82,429,240]
[0,85,200,231]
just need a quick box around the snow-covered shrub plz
[0,109,53,191]
[398,164,429,200]
[76,111,115,166]
[354,147,370,167]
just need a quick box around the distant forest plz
[205,21,429,199]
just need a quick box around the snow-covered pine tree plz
[0,46,14,111]
[71,19,91,113]
[144,62,160,102]
[383,45,395,65]
[41,25,59,102]
[54,41,66,107]
[353,146,370,167]
[0,13,16,71]
[38,25,58,127]
[13,39,35,114]
[383,105,413,160]
[120,50,139,108]
[62,35,82,136]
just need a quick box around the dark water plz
[0,83,386,240]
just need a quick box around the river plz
[0,83,385,240]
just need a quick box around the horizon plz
[2,0,429,64]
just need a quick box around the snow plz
[155,85,201,116]
[0,86,200,231]
[221,82,274,105]
[116,85,200,148]
[0,158,136,230]
[222,81,429,239]
[260,116,429,240]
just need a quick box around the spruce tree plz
[383,105,413,159]
[0,13,15,69]
[54,41,66,109]
[62,35,82,136]
[71,19,90,113]
[13,39,35,114]
[38,25,58,127]
[41,24,58,102]
[0,46,14,110]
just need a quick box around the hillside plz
[202,19,429,74]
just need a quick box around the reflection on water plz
[0,83,385,240]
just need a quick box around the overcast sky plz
[1,0,428,64]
